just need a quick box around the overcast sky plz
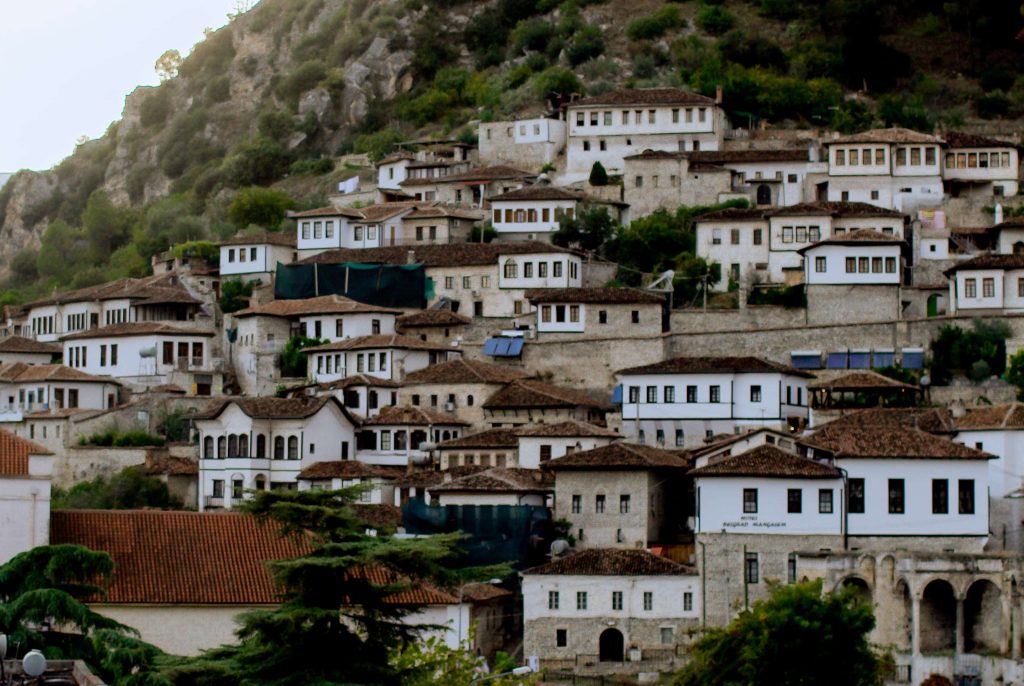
[1,1,241,172]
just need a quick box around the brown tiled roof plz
[691,444,840,478]
[808,371,918,392]
[956,403,1024,430]
[404,358,528,385]
[688,428,794,459]
[304,333,454,353]
[61,322,214,341]
[361,405,468,426]
[815,407,956,434]
[295,241,575,267]
[0,336,62,354]
[355,566,458,605]
[572,88,715,108]
[352,504,404,531]
[437,428,520,450]
[0,362,120,385]
[49,510,310,604]
[622,150,688,161]
[194,395,348,421]
[689,149,810,164]
[356,202,420,223]
[944,253,1024,275]
[319,374,402,390]
[233,294,401,318]
[526,287,664,304]
[483,379,612,410]
[403,206,483,221]
[800,424,992,460]
[944,131,1018,149]
[219,231,296,248]
[488,186,614,204]
[696,207,769,222]
[397,310,472,328]
[143,455,198,476]
[830,128,944,145]
[427,467,552,494]
[376,152,415,166]
[618,355,813,378]
[396,465,485,488]
[400,165,534,188]
[0,429,51,475]
[297,461,405,480]
[546,442,689,470]
[460,582,513,602]
[26,273,201,309]
[769,202,905,219]
[524,548,693,576]
[514,420,619,438]
[290,206,364,219]
[144,384,188,394]
[798,229,906,254]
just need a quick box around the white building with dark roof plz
[488,184,626,241]
[219,231,297,284]
[304,334,459,384]
[942,131,1020,198]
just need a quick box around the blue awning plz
[791,351,822,369]
[611,384,623,404]
[873,349,895,368]
[902,348,925,369]
[849,350,871,369]
[484,337,524,357]
[483,338,499,355]
[826,351,848,369]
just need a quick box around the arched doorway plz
[921,579,957,653]
[894,579,913,651]
[756,184,772,206]
[840,577,872,608]
[964,579,1002,653]
[599,628,624,662]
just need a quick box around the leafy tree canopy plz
[52,465,182,510]
[227,186,296,230]
[218,278,257,314]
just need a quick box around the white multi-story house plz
[514,421,619,469]
[0,429,54,564]
[304,334,459,384]
[194,395,359,510]
[0,362,121,419]
[824,128,944,211]
[292,206,365,257]
[524,287,664,338]
[426,467,553,507]
[488,185,626,241]
[943,132,1020,198]
[219,231,296,284]
[376,152,415,191]
[315,374,400,418]
[297,460,403,505]
[615,356,812,448]
[564,87,728,181]
[688,148,821,207]
[478,117,567,169]
[399,165,536,206]
[522,549,699,668]
[798,229,905,285]
[944,254,1024,314]
[355,405,467,467]
[401,358,529,431]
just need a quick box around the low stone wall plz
[670,306,805,334]
[806,284,901,326]
[54,446,160,489]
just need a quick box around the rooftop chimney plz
[715,85,723,105]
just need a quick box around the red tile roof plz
[689,149,811,164]
[194,395,351,421]
[219,230,296,248]
[0,428,51,476]
[297,461,405,480]
[690,444,840,478]
[233,294,402,318]
[546,442,690,471]
[514,420,619,438]
[0,362,120,385]
[524,548,694,575]
[808,371,918,392]
[800,425,992,460]
[403,358,528,385]
[361,405,469,426]
[397,309,472,328]
[427,467,553,494]
[437,428,520,450]
[0,336,62,354]
[571,87,715,108]
[294,241,575,268]
[304,333,454,353]
[956,403,1024,430]
[768,201,904,219]
[61,322,215,341]
[483,379,612,410]
[526,287,664,304]
[798,229,906,254]
[942,131,1016,149]
[944,253,1024,275]
[830,128,944,145]
[617,355,813,377]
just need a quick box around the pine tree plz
[588,160,608,186]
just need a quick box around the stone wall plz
[524,616,700,669]
[805,284,901,326]
[939,195,1024,228]
[54,446,156,489]
[670,306,805,334]
[555,471,655,549]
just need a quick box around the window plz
[664,386,675,403]
[675,429,685,447]
[815,256,826,273]
[787,488,802,514]
[743,488,758,513]
[631,310,640,324]
[845,257,856,273]
[646,386,657,403]
[660,627,673,645]
[788,554,797,584]
[595,494,605,513]
[524,262,534,278]
[301,222,311,239]
[782,227,793,243]
[888,478,905,514]
[965,278,977,298]
[885,257,896,273]
[858,257,869,273]
[287,436,299,460]
[212,480,224,498]
[796,226,807,243]
[750,385,762,402]
[576,112,584,126]
[549,591,560,609]
[730,229,740,245]
[556,629,567,647]
[462,276,471,289]
[643,592,653,611]
[959,479,975,514]
[709,385,720,403]
[848,478,865,513]
[232,479,243,500]
[648,109,655,123]
[870,190,880,200]
[911,147,921,165]
[619,494,630,514]
[1018,278,1024,298]
[983,278,995,298]
[572,494,582,514]
[612,590,622,610]
[932,479,949,514]
[835,149,845,166]
[576,591,587,610]
[753,228,763,245]
[745,552,759,584]
[871,257,882,273]
[818,489,833,514]
[686,385,697,403]
[683,592,693,612]
[628,386,640,403]
[503,259,517,279]
[635,175,643,188]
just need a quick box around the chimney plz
[715,85,723,105]
[995,203,1004,226]
[406,249,416,265]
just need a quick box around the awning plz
[848,349,871,369]
[484,337,524,357]
[611,384,623,404]
[826,351,848,369]
[790,350,822,369]
[901,348,925,369]
[873,349,895,368]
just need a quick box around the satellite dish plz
[550,539,570,556]
[23,649,46,677]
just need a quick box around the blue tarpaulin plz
[873,349,895,368]
[902,348,925,369]
[790,351,822,369]
[849,350,871,369]
[826,351,848,369]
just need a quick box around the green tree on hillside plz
[227,187,296,230]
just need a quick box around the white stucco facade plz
[0,453,53,564]
[694,475,844,535]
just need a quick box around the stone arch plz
[838,576,873,607]
[756,184,772,206]
[893,578,913,652]
[920,578,957,653]
[599,628,624,662]
[879,555,897,587]
[964,578,1002,654]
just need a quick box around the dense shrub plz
[929,320,1011,385]
[228,186,296,230]
[626,6,683,41]
[747,285,806,308]
[567,25,605,66]
[224,136,292,187]
[139,88,173,127]
[511,18,556,54]
[178,27,236,80]
[718,31,788,72]
[279,336,327,377]
[79,430,166,447]
[53,465,182,510]
[219,278,257,313]
[532,66,583,100]
[696,6,735,35]
[277,60,328,107]
[290,156,335,175]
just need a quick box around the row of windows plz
[574,107,708,128]
[712,228,763,246]
[633,173,680,189]
[780,226,822,244]
[314,351,388,376]
[743,487,834,514]
[571,493,631,514]
[32,316,55,336]
[66,312,91,332]
[552,625,682,648]
[736,171,799,183]
[962,277,996,299]
[414,225,439,241]
[822,256,898,274]
[307,318,382,339]
[846,477,975,515]
[833,145,937,167]
[210,478,296,500]
[502,259,577,280]
[98,344,119,367]
[105,308,130,326]
[547,588,691,613]
[946,151,1012,169]
[443,275,492,289]
[492,207,575,225]
[226,247,259,263]
[539,305,643,325]
[202,434,304,460]
[409,392,475,408]
[299,220,337,240]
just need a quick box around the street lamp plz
[470,665,534,684]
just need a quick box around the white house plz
[525,287,664,338]
[943,131,1020,198]
[0,362,121,419]
[315,374,400,418]
[399,165,536,206]
[0,429,54,564]
[944,254,1024,314]
[356,405,467,467]
[305,334,459,384]
[478,117,567,169]
[0,336,61,365]
[522,549,699,668]
[219,231,296,284]
[689,148,819,207]
[616,356,812,448]
[376,152,415,191]
[194,395,359,510]
[292,205,365,257]
[514,421,619,469]
[564,87,728,181]
[296,460,404,505]
[824,128,944,212]
[488,185,626,241]
[798,229,905,285]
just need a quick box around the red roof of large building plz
[0,428,51,476]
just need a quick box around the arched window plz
[255,475,266,491]
[203,436,214,459]
[287,436,299,460]
[228,434,239,458]
[467,395,474,406]
[239,434,249,457]
[274,436,285,459]
[217,436,226,459]
[503,259,518,279]
[256,434,266,458]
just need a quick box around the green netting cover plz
[274,262,426,308]
[402,500,552,569]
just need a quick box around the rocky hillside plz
[0,0,1021,297]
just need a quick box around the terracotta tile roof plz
[194,395,346,421]
[361,405,469,426]
[143,455,198,476]
[769,201,905,219]
[351,504,404,531]
[290,206,364,219]
[943,131,1018,149]
[0,362,120,385]
[526,287,664,304]
[376,152,416,166]
[403,358,528,385]
[956,403,1024,430]
[944,253,1024,275]
[815,407,956,434]
[219,230,296,248]
[400,165,534,187]
[396,465,485,488]
[690,444,840,478]
[800,424,992,460]
[403,206,483,220]
[830,128,944,145]
[524,548,694,576]
[488,185,616,204]
[356,202,421,223]
[304,333,454,353]
[514,420,619,438]
[617,355,813,378]
[49,510,310,604]
[546,442,689,471]
[689,149,810,164]
[427,467,553,494]
[295,241,576,267]
[26,273,201,308]
[437,428,520,450]
[397,309,472,328]
[798,229,906,255]
[688,428,794,459]
[460,582,513,602]
[571,87,715,108]
[621,150,688,161]
[0,336,61,354]
[808,371,918,392]
[0,428,51,475]
[61,322,214,341]
[297,461,405,480]
[233,294,402,318]
[695,207,770,222]
[483,379,612,410]
[319,374,401,390]
[355,566,459,605]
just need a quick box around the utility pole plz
[703,271,709,312]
